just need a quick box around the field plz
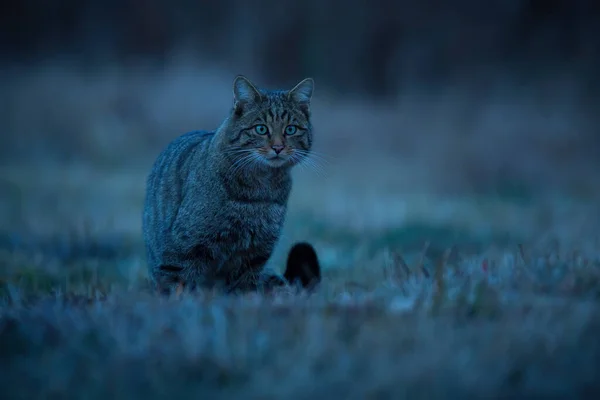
[1,64,600,399]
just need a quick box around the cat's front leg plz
[154,264,210,295]
[154,264,186,295]
[226,267,286,294]
[256,269,287,291]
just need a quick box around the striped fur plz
[142,76,314,294]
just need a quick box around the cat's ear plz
[288,78,314,105]
[233,75,262,112]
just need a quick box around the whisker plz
[248,152,265,174]
[292,152,326,178]
[247,152,262,175]
[224,148,255,156]
[295,149,335,164]
[295,153,331,177]
[293,151,328,176]
[301,158,326,178]
[228,153,248,170]
[228,153,257,176]
[238,155,258,176]
[224,148,258,176]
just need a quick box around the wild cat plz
[143,75,321,294]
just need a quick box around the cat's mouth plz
[264,154,290,167]
[255,148,297,167]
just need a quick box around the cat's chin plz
[263,156,292,168]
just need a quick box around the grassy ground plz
[1,162,600,400]
[2,64,600,398]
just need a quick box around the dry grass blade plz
[517,243,538,286]
[389,250,411,284]
[431,247,452,315]
[417,241,431,278]
[517,243,528,265]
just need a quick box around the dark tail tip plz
[284,242,321,290]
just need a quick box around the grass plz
[1,164,600,399]
[1,62,600,398]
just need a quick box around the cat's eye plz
[284,125,298,136]
[254,125,269,135]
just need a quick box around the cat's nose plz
[271,144,285,154]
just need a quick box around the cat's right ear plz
[233,75,262,115]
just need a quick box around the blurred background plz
[1,0,599,242]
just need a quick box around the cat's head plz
[224,75,314,169]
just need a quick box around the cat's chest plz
[216,202,286,249]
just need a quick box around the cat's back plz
[143,130,214,256]
[146,130,213,193]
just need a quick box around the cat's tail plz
[284,242,321,290]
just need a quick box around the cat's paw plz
[256,270,287,292]
[284,242,321,290]
[153,265,197,296]
[226,269,285,294]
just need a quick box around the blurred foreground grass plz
[1,163,600,399]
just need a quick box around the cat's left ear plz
[288,78,314,105]
[233,75,262,115]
